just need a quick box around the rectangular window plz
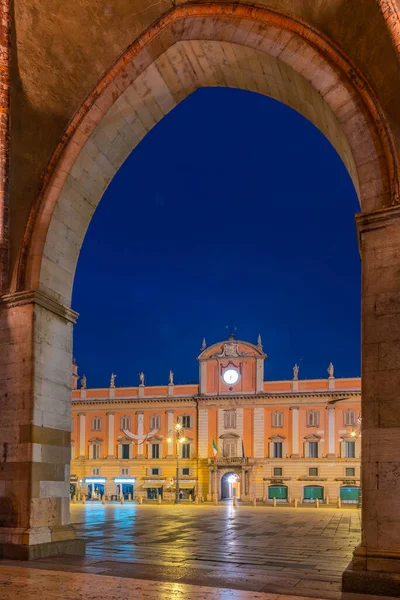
[309,442,318,458]
[273,467,282,476]
[151,415,161,429]
[151,444,160,459]
[307,411,319,427]
[121,416,130,430]
[273,442,282,458]
[151,468,159,475]
[92,444,101,459]
[224,410,236,429]
[345,441,356,458]
[122,444,129,459]
[181,415,191,428]
[345,467,355,477]
[92,417,102,431]
[121,467,129,476]
[309,467,318,476]
[182,443,190,458]
[182,468,190,476]
[344,410,356,427]
[272,411,284,428]
[92,468,100,475]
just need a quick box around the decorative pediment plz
[219,432,240,439]
[269,434,286,442]
[304,434,321,442]
[89,437,103,443]
[212,343,250,358]
[341,433,359,441]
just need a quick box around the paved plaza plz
[0,503,363,599]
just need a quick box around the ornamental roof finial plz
[226,321,237,340]
[257,333,262,349]
[201,337,206,350]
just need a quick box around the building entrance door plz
[221,472,240,499]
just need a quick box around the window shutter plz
[282,441,288,458]
[355,438,361,458]
[146,468,152,476]
[159,468,163,476]
[89,445,93,459]
[340,440,345,458]
[269,441,273,458]
[304,441,309,458]
[117,444,122,459]
[189,468,193,476]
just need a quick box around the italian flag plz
[212,439,218,458]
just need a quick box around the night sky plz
[72,87,360,388]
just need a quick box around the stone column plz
[137,412,144,457]
[253,407,264,458]
[78,413,86,458]
[290,406,300,457]
[199,361,206,395]
[255,358,263,393]
[343,207,400,596]
[107,412,115,458]
[0,290,85,559]
[326,406,336,458]
[166,410,174,458]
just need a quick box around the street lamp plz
[351,415,362,509]
[167,422,186,504]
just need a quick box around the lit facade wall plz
[71,338,361,502]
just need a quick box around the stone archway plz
[0,3,399,595]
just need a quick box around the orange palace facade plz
[71,336,361,504]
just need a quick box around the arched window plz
[121,415,131,430]
[343,409,357,427]
[306,410,320,427]
[272,411,284,428]
[224,410,236,429]
[151,415,161,429]
[92,416,102,431]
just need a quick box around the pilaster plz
[326,406,336,458]
[0,290,85,558]
[290,406,300,457]
[137,412,144,457]
[106,412,115,458]
[343,206,400,595]
[166,410,174,458]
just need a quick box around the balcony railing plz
[210,457,249,465]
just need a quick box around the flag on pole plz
[212,439,218,458]
[242,440,245,458]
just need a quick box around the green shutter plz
[268,486,288,500]
[303,485,324,500]
[340,486,360,503]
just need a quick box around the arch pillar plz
[343,205,400,596]
[0,290,85,559]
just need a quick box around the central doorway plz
[221,472,240,500]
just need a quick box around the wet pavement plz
[0,503,363,599]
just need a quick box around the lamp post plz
[167,422,186,505]
[351,414,362,509]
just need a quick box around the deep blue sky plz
[72,87,360,388]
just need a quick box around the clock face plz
[223,368,240,385]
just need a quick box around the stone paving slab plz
[0,504,367,599]
[0,565,397,600]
